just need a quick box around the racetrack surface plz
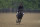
[0,13,40,27]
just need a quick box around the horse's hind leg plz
[18,19,21,24]
[18,19,21,23]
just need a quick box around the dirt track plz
[0,13,40,27]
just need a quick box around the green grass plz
[0,0,40,9]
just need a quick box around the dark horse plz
[16,11,23,24]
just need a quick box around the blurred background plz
[0,0,40,27]
[0,0,40,13]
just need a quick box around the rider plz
[16,2,24,16]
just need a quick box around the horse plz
[16,11,23,24]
